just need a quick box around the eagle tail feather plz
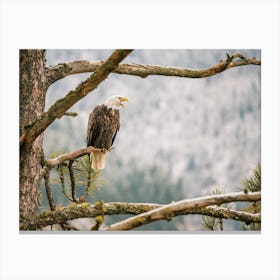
[91,151,106,172]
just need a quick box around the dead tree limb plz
[46,53,260,85]
[46,147,103,168]
[20,192,261,230]
[20,49,133,147]
[104,192,261,231]
[39,146,107,179]
[68,160,77,203]
[43,168,55,211]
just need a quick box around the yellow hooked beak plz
[120,97,128,102]
[120,97,128,107]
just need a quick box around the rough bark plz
[20,50,47,217]
[19,50,132,221]
[20,50,133,147]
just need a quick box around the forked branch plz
[20,49,133,147]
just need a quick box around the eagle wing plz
[87,106,100,147]
[87,105,120,149]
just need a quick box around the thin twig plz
[44,166,77,230]
[61,111,78,118]
[218,218,223,231]
[59,165,74,202]
[86,155,91,196]
[68,160,77,203]
[44,169,55,211]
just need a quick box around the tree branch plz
[104,192,261,231]
[46,147,104,168]
[58,165,74,202]
[20,49,133,147]
[62,111,78,118]
[43,163,78,230]
[43,168,55,211]
[68,160,77,203]
[197,205,260,226]
[20,192,261,230]
[46,53,260,84]
[39,146,112,180]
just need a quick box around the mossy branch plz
[104,191,261,231]
[46,53,260,84]
[20,49,133,147]
[20,192,261,230]
[39,146,110,179]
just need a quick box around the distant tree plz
[93,162,186,230]
[19,49,261,230]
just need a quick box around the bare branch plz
[45,146,103,168]
[43,166,76,230]
[20,192,261,230]
[43,168,56,211]
[62,111,78,118]
[46,53,261,84]
[104,192,261,231]
[20,49,133,147]
[58,165,74,202]
[68,160,77,203]
[39,146,109,180]
[86,158,92,196]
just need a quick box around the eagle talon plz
[101,148,107,153]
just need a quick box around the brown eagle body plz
[87,105,120,150]
[86,95,128,172]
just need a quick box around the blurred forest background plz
[41,49,261,231]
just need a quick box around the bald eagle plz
[87,95,128,171]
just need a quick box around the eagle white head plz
[105,95,129,109]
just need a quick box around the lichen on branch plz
[104,191,261,231]
[20,192,261,231]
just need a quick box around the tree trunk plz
[20,50,47,218]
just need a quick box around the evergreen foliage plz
[40,153,105,210]
[201,165,261,231]
[240,164,261,231]
[241,163,261,192]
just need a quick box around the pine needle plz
[241,163,261,192]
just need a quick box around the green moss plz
[133,217,145,227]
[79,202,90,209]
[95,200,106,212]
[95,215,104,223]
